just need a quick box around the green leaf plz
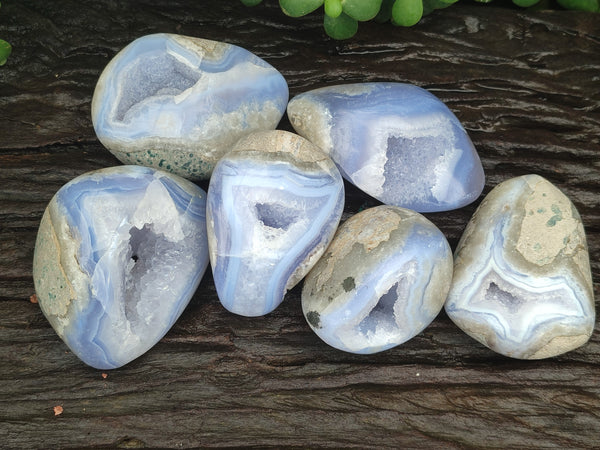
[422,0,456,14]
[323,12,358,39]
[525,0,552,10]
[279,0,324,17]
[240,0,263,5]
[392,0,423,26]
[375,0,395,22]
[0,40,11,66]
[557,0,599,10]
[341,0,383,21]
[324,0,343,18]
[512,0,541,7]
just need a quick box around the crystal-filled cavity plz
[445,174,595,359]
[302,205,453,354]
[92,33,289,180]
[287,82,485,212]
[207,130,345,317]
[33,166,209,369]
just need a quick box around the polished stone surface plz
[33,166,209,369]
[207,130,344,317]
[287,82,485,212]
[92,33,288,180]
[302,205,453,354]
[445,174,595,359]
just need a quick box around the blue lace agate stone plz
[302,205,453,354]
[92,33,289,180]
[445,175,595,359]
[287,82,485,212]
[33,166,209,369]
[207,130,345,317]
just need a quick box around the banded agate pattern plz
[33,166,209,369]
[287,82,485,212]
[445,175,595,359]
[92,33,288,180]
[302,205,453,354]
[207,130,344,317]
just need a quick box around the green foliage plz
[512,0,541,6]
[556,0,599,11]
[279,0,324,17]
[242,0,599,40]
[0,2,10,66]
[323,11,359,39]
[391,0,424,26]
[422,0,458,15]
[324,0,343,18]
[0,39,10,66]
[375,0,396,21]
[341,0,383,21]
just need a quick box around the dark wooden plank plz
[0,0,599,448]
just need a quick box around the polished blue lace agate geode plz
[302,205,453,354]
[92,33,289,180]
[445,175,595,359]
[207,130,345,317]
[33,166,209,369]
[287,82,485,213]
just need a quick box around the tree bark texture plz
[0,1,599,448]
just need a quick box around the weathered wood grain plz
[0,0,599,448]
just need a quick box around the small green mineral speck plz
[342,277,355,292]
[306,311,321,328]
[546,204,563,227]
[537,208,546,213]
[357,203,369,212]
[533,243,542,251]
